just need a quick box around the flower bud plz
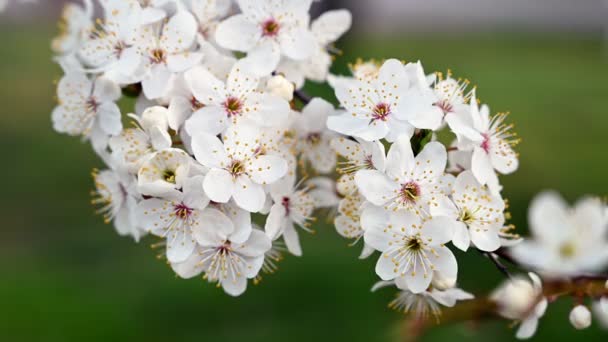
[431,272,457,291]
[569,305,592,330]
[266,75,294,102]
[490,275,539,320]
[336,174,356,197]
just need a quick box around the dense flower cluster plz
[50,0,607,338]
[52,0,349,297]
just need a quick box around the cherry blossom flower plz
[445,91,519,193]
[191,123,288,212]
[355,136,452,215]
[137,148,192,197]
[215,0,316,76]
[183,62,289,136]
[328,59,443,141]
[109,106,173,173]
[91,166,143,241]
[372,280,473,319]
[51,0,93,56]
[334,192,375,259]
[330,136,386,175]
[491,273,547,339]
[78,0,145,83]
[431,170,505,252]
[135,9,202,99]
[52,72,122,151]
[510,191,608,277]
[277,9,352,88]
[171,226,271,296]
[137,176,210,262]
[294,98,339,174]
[189,0,232,44]
[264,174,315,256]
[363,207,457,293]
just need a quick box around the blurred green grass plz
[1,28,607,341]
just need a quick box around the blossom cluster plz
[325,58,520,313]
[52,0,351,297]
[49,0,608,339]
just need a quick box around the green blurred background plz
[2,3,608,341]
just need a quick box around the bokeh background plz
[1,0,608,341]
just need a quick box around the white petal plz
[203,168,235,203]
[265,203,287,240]
[166,52,204,73]
[432,246,458,280]
[166,229,196,263]
[355,170,399,206]
[361,205,390,251]
[249,155,288,185]
[311,9,352,45]
[184,106,227,136]
[279,27,316,61]
[375,250,399,281]
[240,40,281,76]
[244,92,290,127]
[385,134,414,180]
[92,76,121,101]
[403,268,433,294]
[191,208,234,246]
[191,133,229,168]
[413,142,447,184]
[233,177,265,212]
[234,229,271,257]
[96,102,122,135]
[516,317,538,339]
[215,14,259,52]
[451,221,471,252]
[142,64,172,99]
[221,273,248,296]
[171,249,203,279]
[283,222,302,256]
[422,216,455,245]
[470,225,501,252]
[160,11,197,53]
[185,65,226,105]
[471,146,495,185]
[528,191,569,244]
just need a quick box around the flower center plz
[163,169,176,184]
[190,96,204,111]
[399,181,420,204]
[481,133,491,153]
[405,236,423,251]
[228,160,245,177]
[435,99,454,115]
[281,196,291,215]
[261,18,280,37]
[559,242,576,258]
[307,132,321,145]
[173,202,193,220]
[150,48,167,64]
[217,241,232,254]
[223,96,243,117]
[372,103,391,121]
[85,97,99,112]
[114,41,126,58]
[459,209,474,224]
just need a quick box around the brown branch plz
[400,277,608,341]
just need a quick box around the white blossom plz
[328,59,443,141]
[569,305,592,330]
[191,123,288,212]
[510,191,608,277]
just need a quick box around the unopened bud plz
[431,272,457,291]
[490,276,538,320]
[266,75,294,102]
[569,305,592,330]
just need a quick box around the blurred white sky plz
[1,0,606,35]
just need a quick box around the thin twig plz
[477,249,512,278]
[294,89,312,104]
